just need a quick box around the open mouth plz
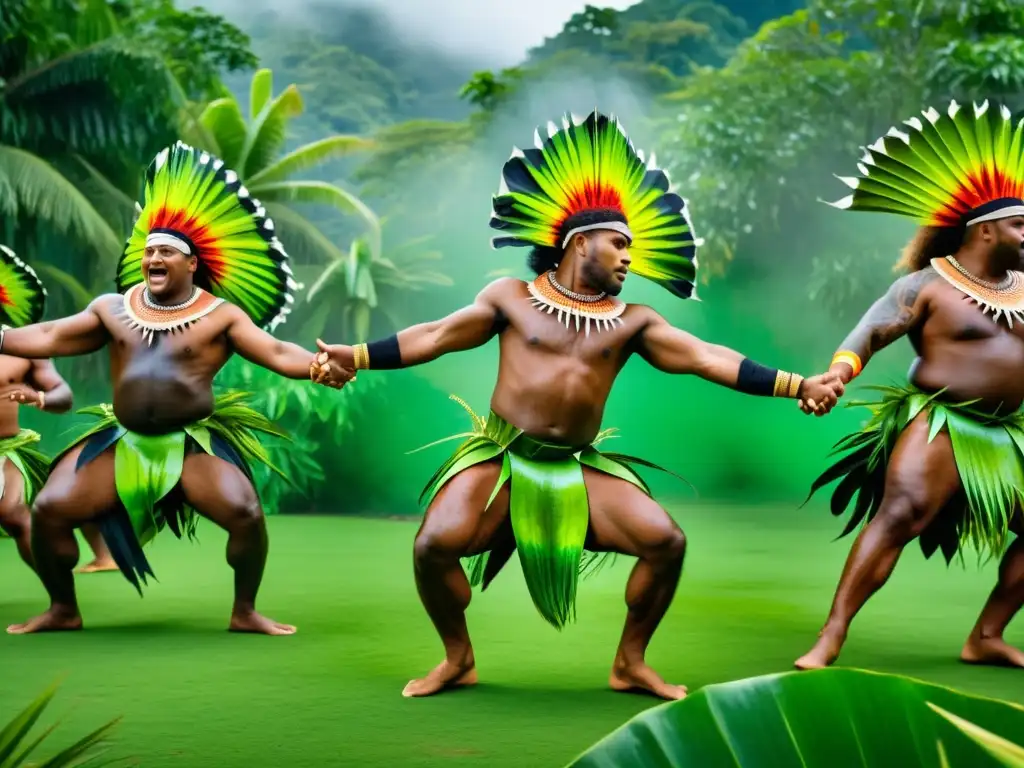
[147,267,168,282]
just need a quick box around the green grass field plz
[1,504,1021,767]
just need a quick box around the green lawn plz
[1,504,1021,767]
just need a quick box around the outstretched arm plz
[316,281,506,374]
[0,299,109,358]
[827,268,936,383]
[636,309,843,408]
[225,307,332,381]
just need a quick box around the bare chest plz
[103,302,230,366]
[928,289,1024,345]
[502,299,636,362]
[0,355,32,384]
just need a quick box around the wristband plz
[830,350,862,378]
[354,335,403,370]
[736,358,803,398]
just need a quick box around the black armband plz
[736,358,802,398]
[354,335,403,370]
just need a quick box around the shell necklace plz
[122,283,225,345]
[931,256,1024,327]
[527,271,626,336]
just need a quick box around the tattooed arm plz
[828,267,938,383]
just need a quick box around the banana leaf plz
[0,681,121,767]
[566,668,1024,768]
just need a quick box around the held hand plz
[797,372,845,417]
[310,339,356,389]
[0,383,43,408]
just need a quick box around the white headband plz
[561,221,633,248]
[965,205,1024,227]
[146,232,192,255]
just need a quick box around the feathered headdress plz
[827,100,1024,227]
[0,245,46,328]
[489,110,700,299]
[118,141,297,330]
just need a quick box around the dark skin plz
[76,524,118,574]
[2,243,350,636]
[316,228,844,700]
[0,355,72,569]
[795,214,1024,670]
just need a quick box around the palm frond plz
[0,146,122,262]
[237,75,303,180]
[250,180,381,257]
[247,135,374,187]
[60,154,138,235]
[197,97,248,169]
[249,67,274,121]
[261,202,349,266]
[35,264,93,312]
[0,681,121,767]
[4,39,179,156]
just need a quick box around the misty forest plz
[3,1,1024,766]
[4,0,1020,515]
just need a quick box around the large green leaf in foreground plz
[0,681,120,766]
[567,668,1024,768]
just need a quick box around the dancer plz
[0,245,73,568]
[315,111,844,699]
[797,100,1024,670]
[4,142,349,635]
[76,525,117,573]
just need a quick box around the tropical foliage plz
[190,67,381,266]
[6,0,1024,510]
[657,0,1024,285]
[214,356,383,514]
[0,681,122,766]
[567,668,1024,767]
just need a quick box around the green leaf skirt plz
[416,396,683,630]
[0,429,51,538]
[52,391,290,592]
[807,384,1024,566]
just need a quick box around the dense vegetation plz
[4,0,1023,513]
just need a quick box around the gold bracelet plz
[831,350,862,378]
[772,370,804,398]
[353,343,370,370]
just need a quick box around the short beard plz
[580,249,619,295]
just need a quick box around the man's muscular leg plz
[584,468,688,701]
[962,513,1024,668]
[795,414,961,669]
[403,459,510,698]
[8,445,118,634]
[0,461,33,569]
[76,523,117,573]
[179,453,294,636]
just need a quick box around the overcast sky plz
[194,0,639,66]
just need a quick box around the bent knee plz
[0,502,29,536]
[413,527,467,564]
[32,488,67,522]
[644,523,687,562]
[876,496,932,539]
[230,497,263,528]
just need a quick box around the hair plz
[525,208,628,276]
[895,224,966,272]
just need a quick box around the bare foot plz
[961,635,1024,668]
[7,606,83,634]
[609,659,687,700]
[76,558,118,574]
[229,610,296,636]
[794,625,845,670]
[402,657,477,698]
